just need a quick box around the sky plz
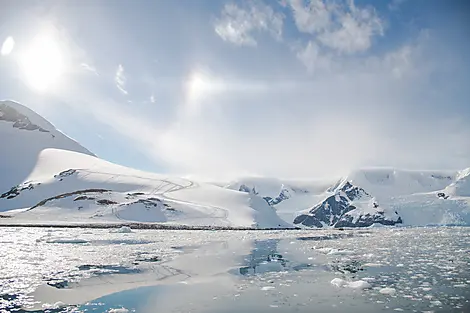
[0,0,469,180]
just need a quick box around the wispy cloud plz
[19,0,468,180]
[80,63,99,76]
[288,0,332,34]
[115,64,128,95]
[214,2,285,46]
[318,1,383,53]
[288,0,383,54]
[294,40,331,73]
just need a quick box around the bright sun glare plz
[19,34,65,92]
[187,72,212,103]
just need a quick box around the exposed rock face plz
[239,184,257,195]
[0,103,49,132]
[294,181,402,228]
[335,211,403,228]
[293,192,353,227]
[237,184,293,206]
[263,187,292,206]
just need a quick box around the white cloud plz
[288,0,384,54]
[1,36,15,56]
[288,0,331,34]
[80,63,99,75]
[115,64,128,95]
[318,1,383,53]
[145,32,470,178]
[214,2,284,46]
[31,1,468,180]
[295,40,331,73]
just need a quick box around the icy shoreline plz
[0,222,300,230]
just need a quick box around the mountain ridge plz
[1,100,469,228]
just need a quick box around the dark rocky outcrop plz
[239,184,258,195]
[263,187,292,206]
[294,192,356,228]
[294,181,402,228]
[96,199,118,205]
[1,182,39,199]
[0,103,49,132]
[335,211,403,228]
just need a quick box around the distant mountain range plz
[1,100,469,228]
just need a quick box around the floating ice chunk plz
[362,277,376,282]
[316,247,334,254]
[110,226,133,233]
[379,287,396,295]
[430,300,442,306]
[453,283,467,288]
[331,278,346,287]
[261,286,276,291]
[347,280,371,290]
[331,278,371,290]
[327,249,354,255]
[394,309,404,311]
[108,308,129,313]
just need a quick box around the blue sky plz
[0,0,469,179]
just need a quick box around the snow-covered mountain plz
[229,168,470,228]
[293,181,402,228]
[0,101,290,229]
[225,177,335,222]
[1,100,469,228]
[0,100,94,192]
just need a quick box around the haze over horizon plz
[1,0,469,180]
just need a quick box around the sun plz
[187,71,212,103]
[19,34,65,92]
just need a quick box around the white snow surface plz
[0,148,291,228]
[344,168,457,199]
[225,176,333,198]
[445,167,470,197]
[0,100,94,192]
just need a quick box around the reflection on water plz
[2,228,469,313]
[237,239,314,276]
[78,284,172,313]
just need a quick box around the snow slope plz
[0,101,290,228]
[0,148,291,228]
[339,168,470,226]
[225,177,334,223]
[445,167,470,197]
[343,168,456,199]
[0,100,94,192]
[228,168,470,228]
